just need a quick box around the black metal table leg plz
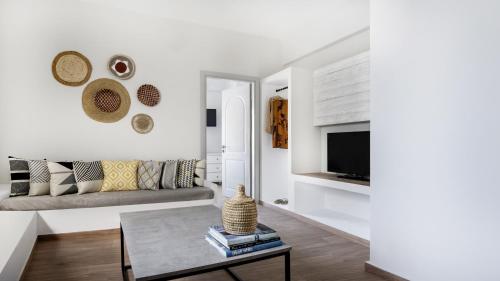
[285,251,291,281]
[225,268,243,281]
[121,225,125,279]
[223,252,290,281]
[121,225,132,281]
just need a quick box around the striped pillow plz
[27,160,51,196]
[8,156,30,196]
[176,159,196,188]
[73,161,104,194]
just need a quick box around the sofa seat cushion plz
[0,187,214,211]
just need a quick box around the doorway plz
[200,72,260,200]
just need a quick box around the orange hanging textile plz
[271,99,288,149]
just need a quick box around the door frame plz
[200,71,261,201]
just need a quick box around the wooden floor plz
[22,206,384,281]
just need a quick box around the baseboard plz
[259,201,369,247]
[365,262,409,281]
[38,228,120,241]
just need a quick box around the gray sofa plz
[0,187,214,211]
[0,160,213,211]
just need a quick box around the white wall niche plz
[294,181,369,240]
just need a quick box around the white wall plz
[260,70,289,204]
[289,67,321,174]
[370,1,500,280]
[0,0,283,183]
[206,91,222,154]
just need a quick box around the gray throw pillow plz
[161,160,178,189]
[73,161,104,194]
[138,161,163,191]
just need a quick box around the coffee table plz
[120,205,291,281]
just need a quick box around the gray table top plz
[120,205,291,280]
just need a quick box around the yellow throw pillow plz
[101,160,139,191]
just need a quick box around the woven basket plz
[222,185,257,235]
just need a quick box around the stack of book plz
[205,223,282,257]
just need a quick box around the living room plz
[1,0,498,281]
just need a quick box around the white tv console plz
[292,173,370,241]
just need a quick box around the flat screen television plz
[207,109,216,127]
[327,131,370,181]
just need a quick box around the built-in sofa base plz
[0,185,217,280]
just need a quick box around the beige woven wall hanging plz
[131,113,154,134]
[52,51,92,86]
[82,78,130,123]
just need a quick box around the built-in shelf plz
[293,172,370,196]
[301,208,370,240]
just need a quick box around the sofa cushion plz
[176,159,196,188]
[0,187,214,211]
[138,161,162,191]
[73,161,104,194]
[101,160,139,192]
[161,160,178,189]
[194,160,205,186]
[27,160,50,196]
[8,156,30,196]
[47,162,78,196]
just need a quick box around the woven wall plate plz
[94,88,122,113]
[131,114,154,134]
[137,84,160,106]
[82,78,130,123]
[52,51,92,86]
[108,55,135,80]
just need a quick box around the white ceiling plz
[81,0,369,62]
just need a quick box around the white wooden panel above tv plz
[313,51,370,126]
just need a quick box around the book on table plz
[206,223,282,257]
[208,223,280,248]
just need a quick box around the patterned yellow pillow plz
[101,160,139,191]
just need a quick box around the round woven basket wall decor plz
[137,84,161,106]
[52,51,92,86]
[222,185,258,235]
[94,89,122,113]
[131,113,154,134]
[108,55,135,80]
[82,78,130,123]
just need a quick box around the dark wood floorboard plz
[22,206,383,281]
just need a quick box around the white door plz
[221,84,251,197]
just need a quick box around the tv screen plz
[327,131,370,179]
[207,109,216,127]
